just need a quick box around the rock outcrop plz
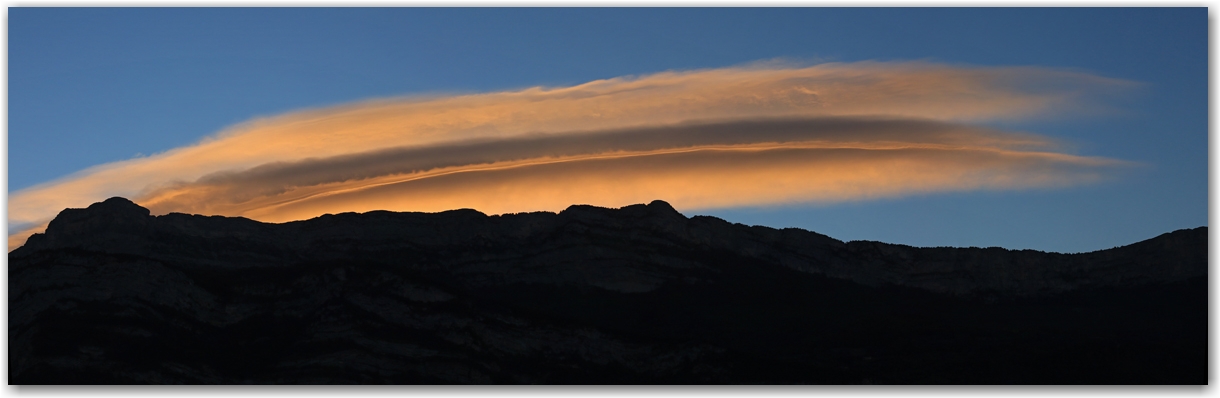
[9,198,1207,384]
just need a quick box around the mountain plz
[9,197,1207,384]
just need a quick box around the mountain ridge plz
[9,197,1207,384]
[13,197,1206,297]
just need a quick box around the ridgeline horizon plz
[11,196,1207,254]
[9,196,1207,384]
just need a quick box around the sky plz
[7,7,1208,253]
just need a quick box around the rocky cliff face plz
[9,198,1207,384]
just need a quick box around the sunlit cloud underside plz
[8,61,1136,249]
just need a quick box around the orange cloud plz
[8,61,1135,250]
[129,118,1125,224]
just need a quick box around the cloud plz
[132,116,1123,221]
[8,61,1136,249]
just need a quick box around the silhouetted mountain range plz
[9,197,1207,384]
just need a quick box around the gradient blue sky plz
[8,8,1207,253]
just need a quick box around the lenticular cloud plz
[8,61,1136,249]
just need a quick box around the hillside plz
[9,198,1207,384]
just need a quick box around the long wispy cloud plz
[9,61,1136,249]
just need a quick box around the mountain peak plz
[55,196,151,225]
[25,197,153,252]
[91,197,151,216]
[646,199,682,216]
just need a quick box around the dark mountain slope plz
[9,198,1207,384]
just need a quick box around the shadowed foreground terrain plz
[9,198,1207,384]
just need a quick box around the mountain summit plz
[9,198,1206,384]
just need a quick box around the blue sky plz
[8,8,1207,252]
